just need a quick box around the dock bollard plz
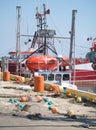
[34,76,44,92]
[3,71,10,81]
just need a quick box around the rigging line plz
[76,50,88,53]
[20,34,70,39]
[20,45,44,62]
[61,58,70,65]
[75,45,90,48]
[46,44,58,55]
[48,13,70,53]
[49,14,63,37]
[76,45,90,49]
[55,39,70,55]
[75,49,89,54]
[75,45,90,50]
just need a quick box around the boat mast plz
[69,10,77,71]
[43,4,47,30]
[35,4,57,56]
[43,4,47,55]
[16,6,21,75]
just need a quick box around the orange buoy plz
[34,76,44,92]
[20,96,28,102]
[52,107,58,114]
[36,95,42,102]
[3,71,10,81]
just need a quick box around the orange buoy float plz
[20,96,29,102]
[52,107,58,114]
[36,95,42,102]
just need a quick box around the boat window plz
[24,54,29,59]
[41,74,47,81]
[48,74,54,81]
[55,74,61,81]
[63,74,70,81]
[10,55,16,59]
[22,64,25,67]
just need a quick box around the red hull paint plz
[71,70,96,80]
[8,61,16,74]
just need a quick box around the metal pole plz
[16,6,21,75]
[1,56,8,72]
[69,10,77,71]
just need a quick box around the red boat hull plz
[71,70,96,80]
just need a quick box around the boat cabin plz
[36,70,71,85]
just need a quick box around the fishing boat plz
[5,4,96,90]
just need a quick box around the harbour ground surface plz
[0,81,96,130]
